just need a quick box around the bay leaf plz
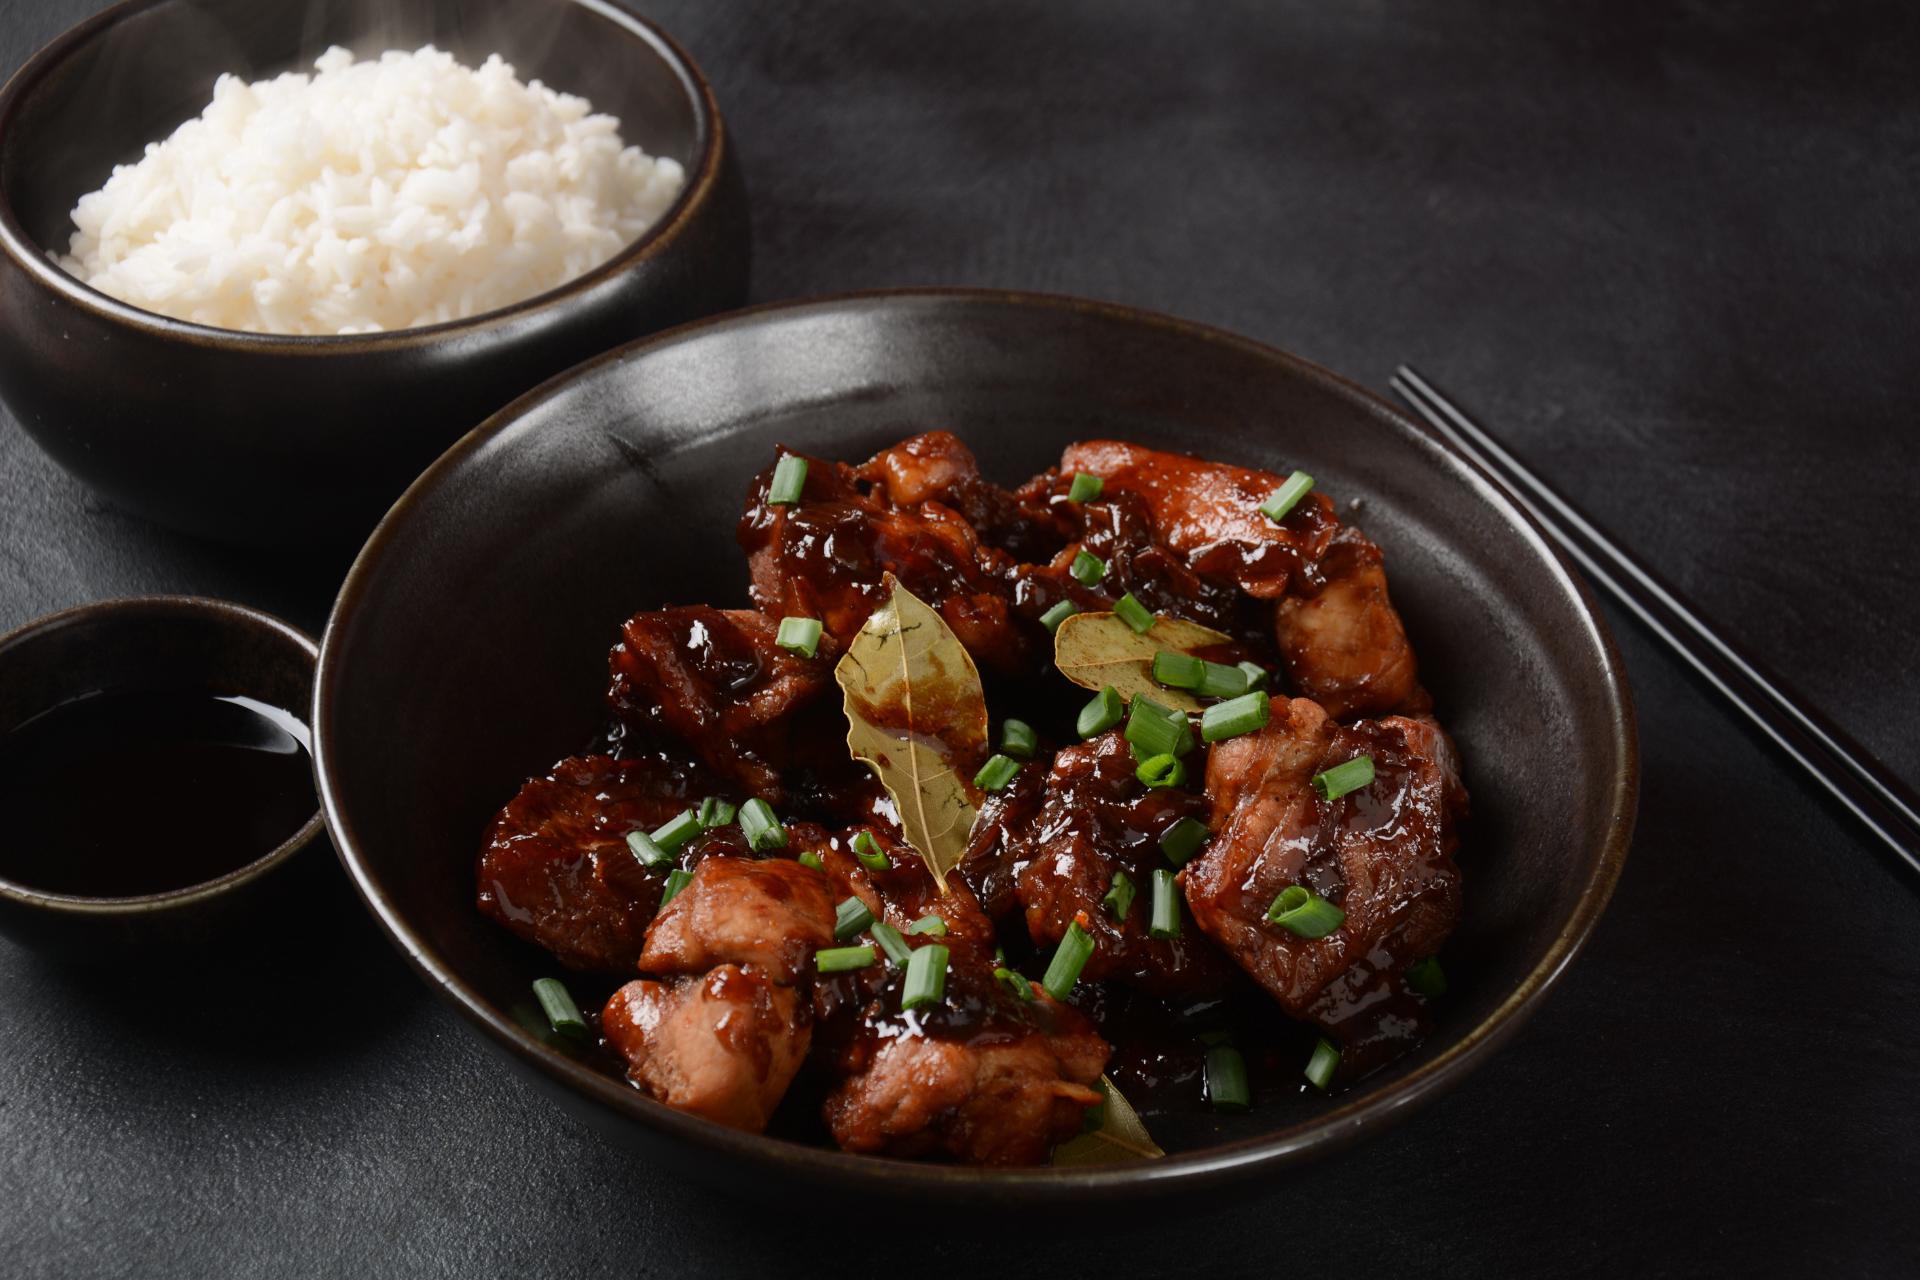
[834,574,988,891]
[1052,611,1235,713]
[1051,1075,1165,1165]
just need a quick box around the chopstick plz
[1390,365,1920,878]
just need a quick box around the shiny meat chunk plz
[602,966,811,1133]
[1273,526,1429,719]
[956,756,1050,921]
[640,855,838,986]
[1185,698,1466,1073]
[1012,731,1239,997]
[857,431,1070,564]
[1060,440,1340,599]
[822,825,1000,970]
[475,754,720,972]
[608,606,835,803]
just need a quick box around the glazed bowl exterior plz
[314,289,1637,1204]
[0,0,749,548]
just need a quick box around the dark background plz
[3,1,1916,1275]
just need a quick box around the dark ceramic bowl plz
[0,0,748,549]
[0,595,327,963]
[315,289,1637,1204]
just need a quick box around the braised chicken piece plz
[819,824,1000,969]
[609,606,835,804]
[1272,525,1430,719]
[640,853,839,986]
[1184,698,1467,1076]
[956,755,1050,921]
[476,753,727,972]
[602,965,811,1133]
[856,431,1070,565]
[1012,730,1239,998]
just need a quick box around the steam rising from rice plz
[57,46,686,335]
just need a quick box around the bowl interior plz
[317,291,1634,1195]
[3,0,701,263]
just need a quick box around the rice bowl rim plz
[0,0,725,351]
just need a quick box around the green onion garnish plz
[1258,470,1314,523]
[1159,816,1210,866]
[815,944,876,973]
[1125,693,1194,758]
[834,896,875,941]
[1041,920,1095,1001]
[1077,685,1126,738]
[651,808,702,852]
[1067,471,1104,503]
[1206,1044,1251,1112]
[1267,885,1346,938]
[737,797,789,851]
[850,829,889,872]
[994,967,1034,1002]
[871,920,912,965]
[775,615,823,658]
[625,828,673,870]
[797,850,824,871]
[1406,956,1448,998]
[1200,690,1271,742]
[1112,592,1155,634]
[768,454,808,506]
[659,868,694,906]
[696,796,736,829]
[975,753,1020,791]
[1151,651,1204,689]
[1070,550,1105,586]
[532,977,588,1041]
[1149,869,1181,939]
[1193,660,1249,700]
[1236,660,1269,691]
[901,943,949,1009]
[1102,871,1136,922]
[1039,599,1079,633]
[1312,756,1376,801]
[1304,1037,1340,1091]
[1080,1079,1110,1133]
[907,914,948,937]
[1000,718,1037,759]
[1136,752,1187,788]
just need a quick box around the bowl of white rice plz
[0,0,748,547]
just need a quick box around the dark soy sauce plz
[0,688,317,897]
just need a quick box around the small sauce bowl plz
[0,595,325,963]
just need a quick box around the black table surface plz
[4,2,1916,1275]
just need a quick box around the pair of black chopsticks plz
[1391,366,1920,878]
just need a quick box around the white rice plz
[56,46,686,335]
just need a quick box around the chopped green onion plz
[850,830,889,872]
[1258,470,1314,523]
[768,453,808,505]
[1080,1078,1110,1133]
[737,797,789,851]
[1267,885,1346,939]
[1206,1044,1251,1112]
[1041,920,1095,1001]
[871,921,913,965]
[775,615,823,658]
[1305,1037,1341,1091]
[1067,472,1104,504]
[816,944,876,973]
[901,943,949,1009]
[1237,661,1270,691]
[1136,752,1187,788]
[1312,756,1376,801]
[1102,871,1136,922]
[1039,599,1079,633]
[1200,690,1271,743]
[660,867,694,906]
[999,719,1037,759]
[975,753,1020,791]
[1126,694,1194,758]
[1069,550,1105,586]
[696,796,736,829]
[834,896,875,941]
[994,967,1034,1002]
[1151,651,1204,689]
[651,808,702,852]
[1112,592,1155,635]
[1077,685,1126,738]
[532,977,588,1041]
[797,850,824,871]
[907,914,948,937]
[1194,660,1249,700]
[625,828,673,870]
[1149,869,1181,939]
[1406,956,1448,998]
[1159,816,1210,866]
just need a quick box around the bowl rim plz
[314,286,1639,1196]
[0,0,725,351]
[0,593,327,915]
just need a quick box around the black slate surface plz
[3,1,1916,1275]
